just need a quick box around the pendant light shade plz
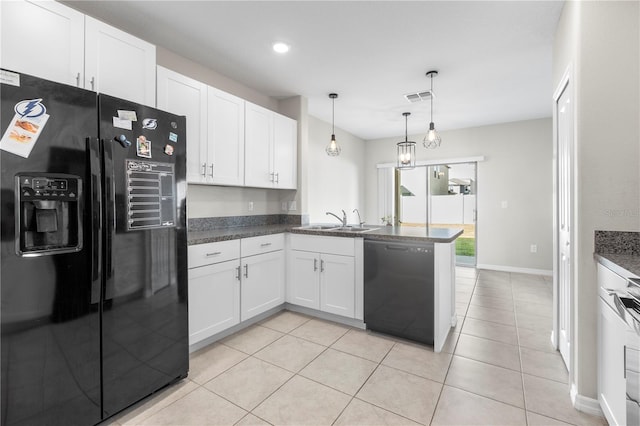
[423,70,442,149]
[326,93,341,156]
[397,112,416,169]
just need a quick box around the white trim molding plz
[570,383,604,418]
[476,263,553,277]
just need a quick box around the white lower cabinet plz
[288,250,320,309]
[188,259,240,345]
[597,263,630,426]
[319,254,355,317]
[287,235,356,319]
[187,240,241,346]
[241,250,285,321]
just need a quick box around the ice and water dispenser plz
[15,173,82,256]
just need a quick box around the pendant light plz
[397,112,416,169]
[326,93,341,156]
[423,70,442,149]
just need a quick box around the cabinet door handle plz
[90,76,95,91]
[275,172,279,184]
[236,266,241,281]
[205,251,222,257]
[244,264,249,278]
[209,164,214,177]
[269,172,274,182]
[624,345,627,379]
[314,258,318,271]
[201,163,207,176]
[76,72,81,87]
[260,242,272,247]
[320,260,325,272]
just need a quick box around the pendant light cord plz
[332,97,335,134]
[405,114,408,141]
[430,73,434,122]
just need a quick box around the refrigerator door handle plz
[88,137,103,305]
[102,138,116,299]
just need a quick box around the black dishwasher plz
[364,239,434,344]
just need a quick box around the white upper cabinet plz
[273,113,297,189]
[1,0,84,86]
[208,87,245,186]
[245,102,274,188]
[156,66,207,183]
[85,16,156,106]
[1,1,156,106]
[245,101,297,189]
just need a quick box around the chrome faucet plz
[353,209,364,227]
[326,210,347,226]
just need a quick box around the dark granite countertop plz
[188,223,463,245]
[290,225,464,243]
[188,224,294,245]
[594,230,640,278]
[595,253,640,278]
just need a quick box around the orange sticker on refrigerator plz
[0,98,50,158]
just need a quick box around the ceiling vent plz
[404,90,434,103]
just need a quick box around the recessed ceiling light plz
[272,42,290,54]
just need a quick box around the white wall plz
[307,116,366,224]
[553,0,640,402]
[365,118,553,272]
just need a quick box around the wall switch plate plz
[530,244,537,253]
[248,201,254,211]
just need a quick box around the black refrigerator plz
[0,70,188,426]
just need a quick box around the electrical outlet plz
[282,202,287,211]
[289,201,297,211]
[530,244,537,253]
[501,201,508,209]
[248,201,254,211]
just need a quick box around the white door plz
[156,66,207,183]
[287,250,320,309]
[188,260,240,345]
[208,87,245,186]
[241,251,284,321]
[1,0,84,86]
[244,102,273,188]
[320,254,355,318]
[273,113,297,189]
[85,16,156,106]
[556,73,573,371]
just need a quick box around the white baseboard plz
[570,383,604,418]
[476,263,553,276]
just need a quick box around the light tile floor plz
[108,268,607,426]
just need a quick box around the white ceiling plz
[63,1,564,140]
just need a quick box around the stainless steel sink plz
[296,224,340,230]
[331,226,380,233]
[294,224,380,233]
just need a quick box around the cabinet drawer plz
[241,233,284,257]
[188,239,240,268]
[290,234,355,257]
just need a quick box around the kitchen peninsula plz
[187,215,463,353]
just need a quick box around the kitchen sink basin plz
[296,224,341,230]
[331,226,380,233]
[294,224,380,233]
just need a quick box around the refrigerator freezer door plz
[0,71,101,426]
[98,95,188,417]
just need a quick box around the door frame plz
[552,64,575,376]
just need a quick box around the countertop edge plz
[594,253,640,279]
[189,226,464,245]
